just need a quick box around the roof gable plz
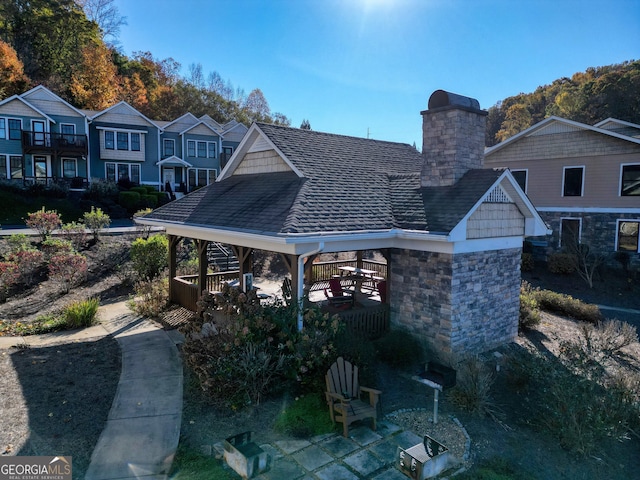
[199,114,223,130]
[20,85,86,118]
[91,101,161,129]
[219,123,302,179]
[486,116,640,156]
[179,121,220,136]
[0,95,54,123]
[163,113,199,132]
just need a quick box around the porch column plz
[356,250,363,270]
[232,246,254,292]
[380,249,390,304]
[168,235,180,303]
[195,239,209,296]
[303,254,318,290]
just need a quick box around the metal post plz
[433,388,439,425]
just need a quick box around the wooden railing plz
[171,271,240,311]
[337,304,389,339]
[310,259,387,291]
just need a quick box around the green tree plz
[83,206,111,242]
[0,0,102,90]
[300,119,311,130]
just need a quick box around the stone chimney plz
[421,90,488,187]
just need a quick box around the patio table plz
[338,266,382,293]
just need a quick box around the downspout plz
[297,241,324,331]
[85,117,91,183]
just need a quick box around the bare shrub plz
[449,356,499,418]
[560,319,638,367]
[128,277,169,318]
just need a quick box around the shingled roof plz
[144,123,506,237]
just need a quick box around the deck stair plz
[207,242,239,271]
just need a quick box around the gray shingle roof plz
[145,123,502,236]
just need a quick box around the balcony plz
[21,131,88,156]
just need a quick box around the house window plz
[187,168,216,190]
[197,141,207,158]
[62,158,77,178]
[105,131,115,149]
[617,221,639,253]
[560,218,581,250]
[208,142,216,158]
[9,156,22,179]
[563,166,584,197]
[8,119,21,140]
[0,119,5,139]
[106,162,140,184]
[130,164,140,184]
[187,140,196,157]
[61,124,75,143]
[163,139,175,157]
[511,169,527,193]
[131,133,141,151]
[117,132,128,150]
[621,164,640,196]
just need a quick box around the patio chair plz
[324,278,355,309]
[377,280,387,303]
[325,357,381,437]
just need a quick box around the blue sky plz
[112,0,639,147]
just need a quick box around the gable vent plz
[484,185,512,203]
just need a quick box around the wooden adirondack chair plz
[325,357,381,437]
[324,278,354,309]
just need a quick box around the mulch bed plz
[0,338,120,479]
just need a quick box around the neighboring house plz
[0,85,247,192]
[138,90,548,357]
[485,116,640,267]
[0,86,90,187]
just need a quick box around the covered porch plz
[167,234,390,338]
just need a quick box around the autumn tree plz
[495,104,532,143]
[0,40,29,97]
[242,88,271,123]
[120,72,149,111]
[70,41,120,109]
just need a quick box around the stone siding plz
[421,107,486,187]
[389,247,521,357]
[536,211,640,268]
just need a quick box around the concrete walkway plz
[84,305,183,480]
[0,300,184,480]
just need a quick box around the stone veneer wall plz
[421,106,486,187]
[389,247,522,357]
[537,211,640,269]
